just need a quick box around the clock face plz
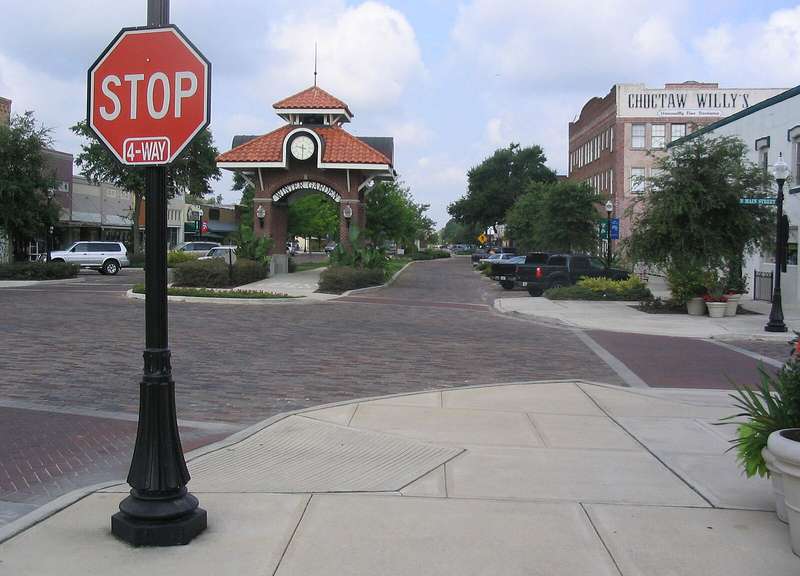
[290,135,315,161]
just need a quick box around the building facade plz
[568,82,785,248]
[0,96,10,125]
[674,85,800,303]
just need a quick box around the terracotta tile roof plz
[217,125,293,163]
[273,86,352,116]
[217,125,391,166]
[317,126,391,165]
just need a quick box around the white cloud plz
[264,1,424,111]
[695,6,800,85]
[485,117,505,147]
[390,120,433,146]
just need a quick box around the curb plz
[340,259,417,297]
[493,298,797,342]
[0,377,613,544]
[125,289,321,305]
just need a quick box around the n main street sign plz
[740,197,776,206]
[88,26,210,165]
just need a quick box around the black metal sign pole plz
[111,0,207,546]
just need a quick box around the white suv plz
[50,241,129,275]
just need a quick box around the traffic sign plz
[740,197,776,206]
[477,233,488,244]
[88,26,210,165]
[201,221,209,234]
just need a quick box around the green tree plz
[505,181,599,253]
[288,194,339,244]
[71,121,221,254]
[365,180,433,249]
[627,135,772,278]
[0,112,59,260]
[448,143,556,234]
[233,172,255,235]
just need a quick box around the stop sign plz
[88,26,210,166]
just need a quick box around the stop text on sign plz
[99,71,198,121]
[88,26,210,166]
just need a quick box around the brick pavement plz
[0,260,624,524]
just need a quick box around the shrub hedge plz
[172,258,267,288]
[167,250,198,268]
[412,249,451,261]
[317,266,384,294]
[0,261,80,280]
[545,276,652,301]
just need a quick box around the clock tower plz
[217,86,395,273]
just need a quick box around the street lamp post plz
[46,189,54,262]
[605,199,613,268]
[197,208,203,241]
[766,153,790,333]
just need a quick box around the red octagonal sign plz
[88,26,210,165]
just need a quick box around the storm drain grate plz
[187,415,462,493]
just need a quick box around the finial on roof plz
[314,42,318,87]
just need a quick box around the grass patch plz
[545,277,651,301]
[292,260,329,273]
[384,257,411,278]
[132,284,299,299]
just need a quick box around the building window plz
[651,124,665,149]
[671,124,686,142]
[631,124,645,149]
[630,168,645,194]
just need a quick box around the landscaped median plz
[131,284,298,300]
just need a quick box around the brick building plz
[568,82,785,249]
[0,96,10,125]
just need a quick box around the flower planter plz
[768,429,800,556]
[763,446,789,523]
[725,294,741,317]
[687,297,706,316]
[706,301,727,318]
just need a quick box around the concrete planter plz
[763,446,789,523]
[706,301,727,318]
[768,429,800,556]
[687,297,706,316]
[725,294,741,317]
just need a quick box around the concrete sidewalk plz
[1,380,798,575]
[237,267,336,300]
[496,296,800,340]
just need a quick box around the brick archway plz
[217,86,394,273]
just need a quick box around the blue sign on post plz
[598,218,620,240]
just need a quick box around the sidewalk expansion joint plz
[579,502,625,576]
[576,385,715,509]
[271,494,313,576]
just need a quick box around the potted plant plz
[721,335,800,530]
[725,273,748,317]
[703,272,728,318]
[667,266,706,315]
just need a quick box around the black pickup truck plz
[490,252,550,290]
[515,254,629,296]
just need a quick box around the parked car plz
[478,252,518,266]
[324,241,338,255]
[515,254,629,296]
[175,241,220,256]
[490,253,550,289]
[49,241,129,275]
[199,246,237,265]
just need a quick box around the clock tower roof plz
[273,86,353,122]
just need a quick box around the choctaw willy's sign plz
[617,84,784,118]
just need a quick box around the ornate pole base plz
[765,288,788,333]
[112,348,206,546]
[112,490,206,547]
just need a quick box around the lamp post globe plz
[766,152,790,332]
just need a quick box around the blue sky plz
[3,0,800,226]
